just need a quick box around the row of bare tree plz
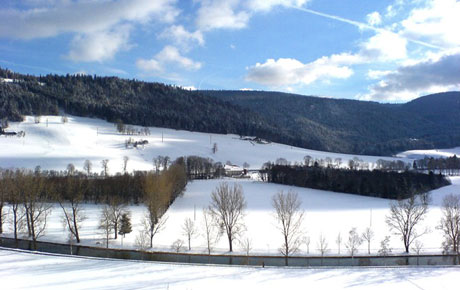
[168,182,459,266]
[0,161,187,249]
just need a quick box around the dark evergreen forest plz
[206,90,460,155]
[263,164,450,199]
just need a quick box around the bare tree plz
[411,240,424,265]
[438,194,460,254]
[334,158,342,168]
[336,232,342,255]
[238,236,253,264]
[202,208,221,255]
[303,155,312,167]
[272,190,304,265]
[134,229,150,252]
[21,173,52,249]
[143,209,167,248]
[101,159,109,177]
[171,239,185,253]
[58,177,86,243]
[162,156,170,172]
[386,194,429,253]
[5,171,23,240]
[109,197,126,239]
[304,236,311,254]
[209,182,246,252]
[378,235,392,266]
[66,163,76,176]
[153,156,163,173]
[182,217,197,251]
[345,227,362,257]
[99,205,113,248]
[122,156,129,174]
[317,233,329,256]
[83,160,92,176]
[362,227,374,254]
[0,170,8,234]
[143,173,170,248]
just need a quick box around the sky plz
[0,0,459,103]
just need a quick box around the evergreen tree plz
[118,212,132,238]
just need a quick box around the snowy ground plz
[1,248,459,290]
[1,115,411,173]
[397,147,460,159]
[2,176,459,256]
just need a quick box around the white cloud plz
[361,31,407,61]
[159,25,204,50]
[247,0,309,12]
[196,0,250,31]
[0,0,179,62]
[67,25,132,62]
[367,70,394,80]
[136,46,202,73]
[366,11,382,26]
[0,0,178,39]
[400,0,460,49]
[136,58,162,72]
[363,51,460,101]
[246,53,358,87]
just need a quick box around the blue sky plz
[1,0,459,102]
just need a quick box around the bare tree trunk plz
[72,207,81,243]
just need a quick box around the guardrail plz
[1,237,458,267]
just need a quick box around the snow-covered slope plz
[1,248,459,290]
[397,147,460,159]
[1,115,407,173]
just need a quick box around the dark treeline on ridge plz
[263,164,450,199]
[0,68,279,140]
[2,67,460,156]
[205,90,460,155]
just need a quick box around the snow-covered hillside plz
[1,248,459,290]
[397,147,460,159]
[1,115,408,173]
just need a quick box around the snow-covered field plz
[2,177,459,255]
[1,115,413,173]
[1,248,459,290]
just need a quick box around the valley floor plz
[1,176,459,255]
[1,248,459,290]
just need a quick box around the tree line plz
[413,155,460,175]
[262,164,449,199]
[0,158,187,249]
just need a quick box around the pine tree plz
[118,212,132,238]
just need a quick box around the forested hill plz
[202,90,460,155]
[0,68,281,140]
[1,67,459,156]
